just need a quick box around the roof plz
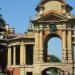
[6,33,35,42]
[36,0,66,11]
[6,33,25,40]
[38,0,65,6]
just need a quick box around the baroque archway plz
[41,67,65,75]
[43,33,62,62]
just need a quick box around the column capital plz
[62,48,67,51]
[20,41,24,46]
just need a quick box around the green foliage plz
[0,15,6,27]
[48,55,61,62]
[46,68,59,75]
[49,69,58,75]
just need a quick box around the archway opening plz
[42,67,64,75]
[73,45,75,63]
[47,37,62,62]
[0,45,7,72]
[44,33,62,62]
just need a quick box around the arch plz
[43,33,62,62]
[41,67,64,75]
[48,37,62,60]
[44,33,61,44]
[42,67,64,72]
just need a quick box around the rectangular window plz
[26,72,32,75]
[11,46,13,65]
[16,45,20,65]
[26,44,33,65]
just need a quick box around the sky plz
[0,0,75,33]
[0,0,75,59]
[0,0,40,33]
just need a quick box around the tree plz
[0,15,6,28]
[47,55,61,62]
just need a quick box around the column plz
[8,47,11,65]
[24,45,26,64]
[13,46,16,65]
[39,31,44,63]
[67,30,73,63]
[62,30,67,63]
[20,42,25,65]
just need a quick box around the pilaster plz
[62,29,67,63]
[67,30,73,63]
[39,31,44,63]
[34,31,39,64]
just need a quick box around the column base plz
[68,60,73,63]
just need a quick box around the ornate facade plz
[0,0,75,75]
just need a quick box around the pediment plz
[36,13,68,22]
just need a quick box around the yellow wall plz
[44,1,62,13]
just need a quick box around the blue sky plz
[0,0,40,33]
[0,0,75,59]
[0,0,75,33]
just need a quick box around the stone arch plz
[44,33,61,44]
[43,33,62,62]
[41,67,64,75]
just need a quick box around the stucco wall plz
[44,1,62,13]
